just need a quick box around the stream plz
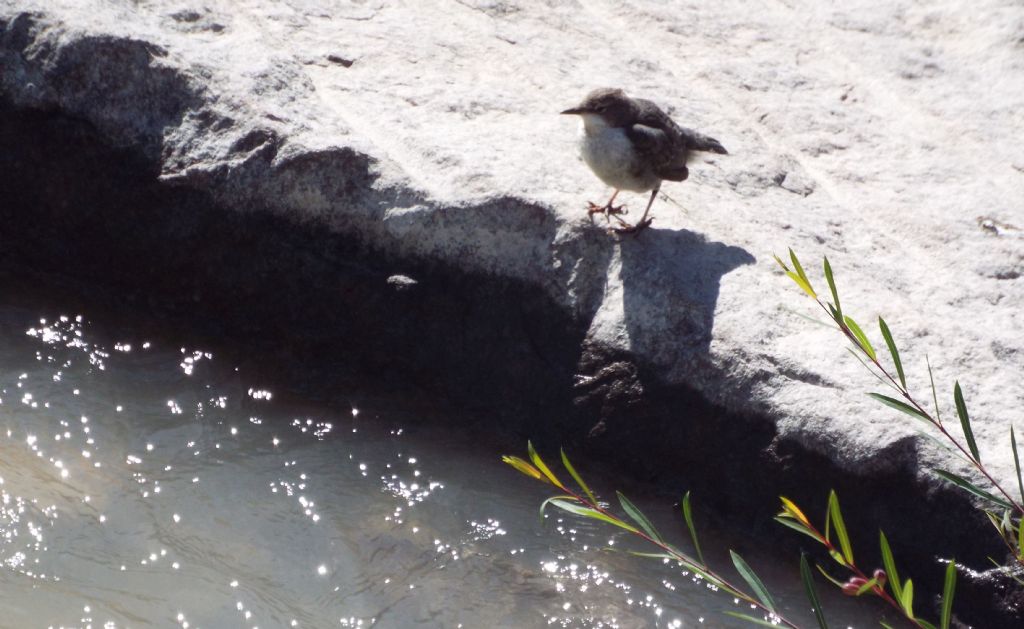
[0,293,875,628]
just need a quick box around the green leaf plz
[823,256,841,321]
[953,382,980,462]
[926,355,942,425]
[617,491,664,543]
[827,491,854,566]
[1018,513,1024,558]
[900,578,914,618]
[933,468,1014,510]
[880,623,896,629]
[682,492,705,566]
[941,560,956,629]
[917,621,939,629]
[774,516,823,543]
[560,449,597,504]
[625,551,676,560]
[879,530,903,602]
[789,248,813,290]
[502,455,545,482]
[773,253,791,273]
[815,564,846,588]
[723,612,783,627]
[878,317,905,389]
[868,393,932,424]
[843,315,876,360]
[1012,427,1024,506]
[800,554,829,629]
[855,577,880,595]
[528,441,566,490]
[730,551,777,613]
[787,271,818,299]
[541,496,641,533]
[984,510,1006,537]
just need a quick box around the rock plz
[2,0,1024,621]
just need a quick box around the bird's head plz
[561,88,634,128]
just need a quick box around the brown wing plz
[624,123,688,181]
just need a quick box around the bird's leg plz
[587,190,625,223]
[611,187,658,235]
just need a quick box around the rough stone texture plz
[2,0,1024,616]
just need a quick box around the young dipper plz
[561,88,727,234]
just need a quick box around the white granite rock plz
[2,0,1023,494]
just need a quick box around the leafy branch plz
[776,250,1024,569]
[505,444,957,627]
[504,442,801,627]
[777,492,956,628]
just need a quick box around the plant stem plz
[814,298,1024,517]
[552,485,802,628]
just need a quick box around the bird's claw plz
[587,202,626,222]
[608,217,653,236]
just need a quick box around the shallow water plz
[0,299,876,628]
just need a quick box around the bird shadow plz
[617,225,756,366]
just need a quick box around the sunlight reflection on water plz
[0,305,871,628]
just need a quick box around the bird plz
[561,88,728,234]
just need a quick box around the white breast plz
[577,115,659,193]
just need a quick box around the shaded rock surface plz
[2,0,1024,623]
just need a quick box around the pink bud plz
[873,569,887,587]
[841,576,868,596]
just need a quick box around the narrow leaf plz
[1012,427,1024,506]
[775,516,823,543]
[1018,514,1024,557]
[953,382,981,462]
[626,551,676,560]
[933,469,1013,510]
[773,253,791,273]
[878,317,906,389]
[843,315,876,360]
[941,561,956,629]
[560,449,597,504]
[730,551,777,613]
[789,248,812,289]
[880,530,902,601]
[849,349,899,390]
[800,554,829,629]
[815,564,846,588]
[927,355,941,425]
[855,577,880,595]
[900,578,914,618]
[823,256,841,321]
[779,496,811,527]
[827,491,854,566]
[682,492,705,566]
[528,441,566,490]
[502,455,545,482]
[723,612,783,627]
[868,393,932,424]
[617,491,664,543]
[984,510,1005,536]
[787,271,818,299]
[542,497,640,533]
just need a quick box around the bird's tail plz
[682,127,728,155]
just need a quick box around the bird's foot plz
[608,217,653,236]
[586,201,626,223]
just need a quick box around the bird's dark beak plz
[560,106,585,115]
